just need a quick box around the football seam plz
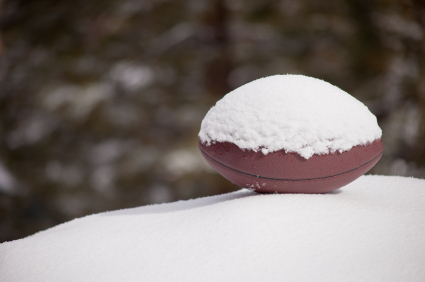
[199,146,383,181]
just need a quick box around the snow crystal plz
[1,175,424,282]
[199,75,382,159]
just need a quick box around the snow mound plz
[1,175,425,282]
[199,75,382,159]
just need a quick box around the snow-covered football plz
[199,75,383,193]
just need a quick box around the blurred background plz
[1,0,424,242]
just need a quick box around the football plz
[199,139,383,193]
[198,75,383,193]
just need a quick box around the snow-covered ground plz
[1,175,424,282]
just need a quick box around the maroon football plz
[198,75,384,193]
[199,139,383,194]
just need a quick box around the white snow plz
[199,75,382,158]
[0,161,18,195]
[1,175,425,282]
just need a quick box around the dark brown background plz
[1,0,424,242]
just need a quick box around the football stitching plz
[199,145,383,181]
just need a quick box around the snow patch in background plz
[162,148,214,179]
[109,61,154,91]
[1,175,424,282]
[0,161,18,195]
[199,75,382,159]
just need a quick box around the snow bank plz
[1,175,425,282]
[199,75,382,158]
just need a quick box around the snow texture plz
[1,175,425,282]
[199,75,382,159]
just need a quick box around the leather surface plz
[199,139,383,193]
